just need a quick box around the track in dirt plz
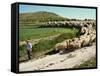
[19,45,96,71]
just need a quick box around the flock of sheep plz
[43,21,96,53]
[41,21,95,28]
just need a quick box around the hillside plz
[19,11,69,25]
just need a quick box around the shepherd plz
[26,40,33,60]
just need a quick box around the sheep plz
[80,27,89,35]
[89,34,96,43]
[64,38,82,49]
[72,37,84,49]
[74,41,82,49]
[68,41,75,49]
[54,41,67,52]
[81,35,91,47]
[72,38,79,41]
[49,21,96,53]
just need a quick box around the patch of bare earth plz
[19,45,96,71]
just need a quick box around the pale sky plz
[19,4,96,20]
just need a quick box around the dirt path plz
[19,45,96,71]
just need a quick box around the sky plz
[19,4,96,20]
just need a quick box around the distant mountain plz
[19,11,70,25]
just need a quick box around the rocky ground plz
[19,44,96,72]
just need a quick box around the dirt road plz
[19,45,96,71]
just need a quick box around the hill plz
[19,11,69,25]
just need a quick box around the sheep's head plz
[55,43,61,51]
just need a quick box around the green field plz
[19,27,79,41]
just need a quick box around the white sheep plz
[81,35,91,47]
[55,41,67,52]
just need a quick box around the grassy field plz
[19,27,79,41]
[19,25,80,62]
